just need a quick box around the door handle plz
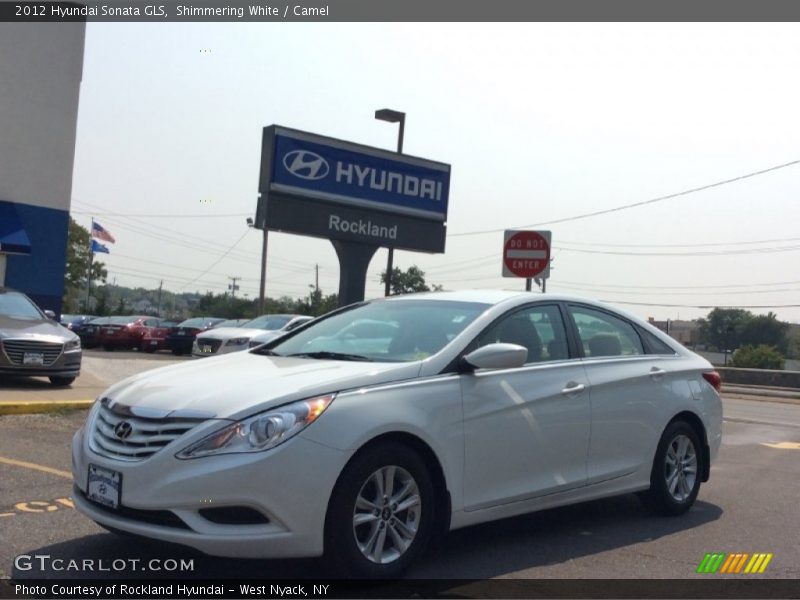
[649,367,667,380]
[561,382,586,395]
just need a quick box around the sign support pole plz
[525,278,532,291]
[258,228,269,314]
[332,240,379,307]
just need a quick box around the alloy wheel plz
[352,465,421,564]
[664,434,698,502]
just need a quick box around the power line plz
[448,158,800,237]
[557,235,800,248]
[554,243,800,257]
[178,229,251,291]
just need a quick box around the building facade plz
[0,22,85,314]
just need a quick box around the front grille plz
[90,403,204,461]
[195,338,222,353]
[2,339,63,366]
[81,491,190,529]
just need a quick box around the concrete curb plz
[0,400,94,415]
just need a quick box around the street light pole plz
[375,108,405,297]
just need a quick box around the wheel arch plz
[667,410,710,482]
[327,431,452,541]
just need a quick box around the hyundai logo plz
[114,421,133,440]
[283,150,330,180]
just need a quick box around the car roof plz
[377,290,649,322]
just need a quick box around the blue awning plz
[0,200,32,255]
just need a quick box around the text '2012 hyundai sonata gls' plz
[72,291,722,577]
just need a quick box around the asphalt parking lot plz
[1,353,799,586]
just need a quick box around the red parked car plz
[140,321,179,353]
[96,316,164,351]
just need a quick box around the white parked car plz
[72,291,722,577]
[248,316,315,348]
[192,314,311,357]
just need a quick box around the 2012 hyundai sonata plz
[72,291,722,577]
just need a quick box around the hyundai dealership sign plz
[257,126,450,253]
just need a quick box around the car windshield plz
[244,315,293,330]
[215,319,245,328]
[178,317,222,328]
[0,291,43,319]
[268,300,489,362]
[108,316,141,324]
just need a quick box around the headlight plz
[248,340,264,348]
[176,394,335,459]
[226,337,250,346]
[65,338,81,350]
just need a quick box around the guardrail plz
[717,367,800,390]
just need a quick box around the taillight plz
[702,371,722,392]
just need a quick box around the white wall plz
[0,22,85,211]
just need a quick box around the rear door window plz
[568,306,644,357]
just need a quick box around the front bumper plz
[0,349,81,378]
[72,420,352,558]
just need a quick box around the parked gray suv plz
[0,288,81,385]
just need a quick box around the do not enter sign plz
[502,230,551,279]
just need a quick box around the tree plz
[297,287,338,316]
[730,345,785,370]
[93,288,110,316]
[697,308,752,352]
[380,265,442,295]
[63,218,107,312]
[739,312,789,355]
[112,297,129,316]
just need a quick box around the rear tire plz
[103,345,114,351]
[171,349,183,356]
[49,376,75,386]
[324,442,435,578]
[639,420,703,516]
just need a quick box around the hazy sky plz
[70,23,800,322]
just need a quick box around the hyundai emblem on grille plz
[114,421,133,439]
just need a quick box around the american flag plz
[91,220,116,243]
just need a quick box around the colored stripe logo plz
[697,553,773,574]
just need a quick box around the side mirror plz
[44,310,56,320]
[462,343,528,371]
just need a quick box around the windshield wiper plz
[252,348,282,356]
[287,351,371,362]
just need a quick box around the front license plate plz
[87,464,121,509]
[23,352,44,365]
[150,340,158,346]
[104,328,115,335]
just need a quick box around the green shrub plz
[730,344,785,370]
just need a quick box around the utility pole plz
[84,219,94,312]
[156,280,163,316]
[315,264,319,293]
[228,276,241,298]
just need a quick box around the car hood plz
[103,351,421,419]
[0,315,76,341]
[196,327,268,341]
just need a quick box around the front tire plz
[324,442,435,578]
[49,376,75,386]
[639,421,703,516]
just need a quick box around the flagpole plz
[85,218,94,311]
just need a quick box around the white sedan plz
[191,314,310,357]
[72,291,722,578]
